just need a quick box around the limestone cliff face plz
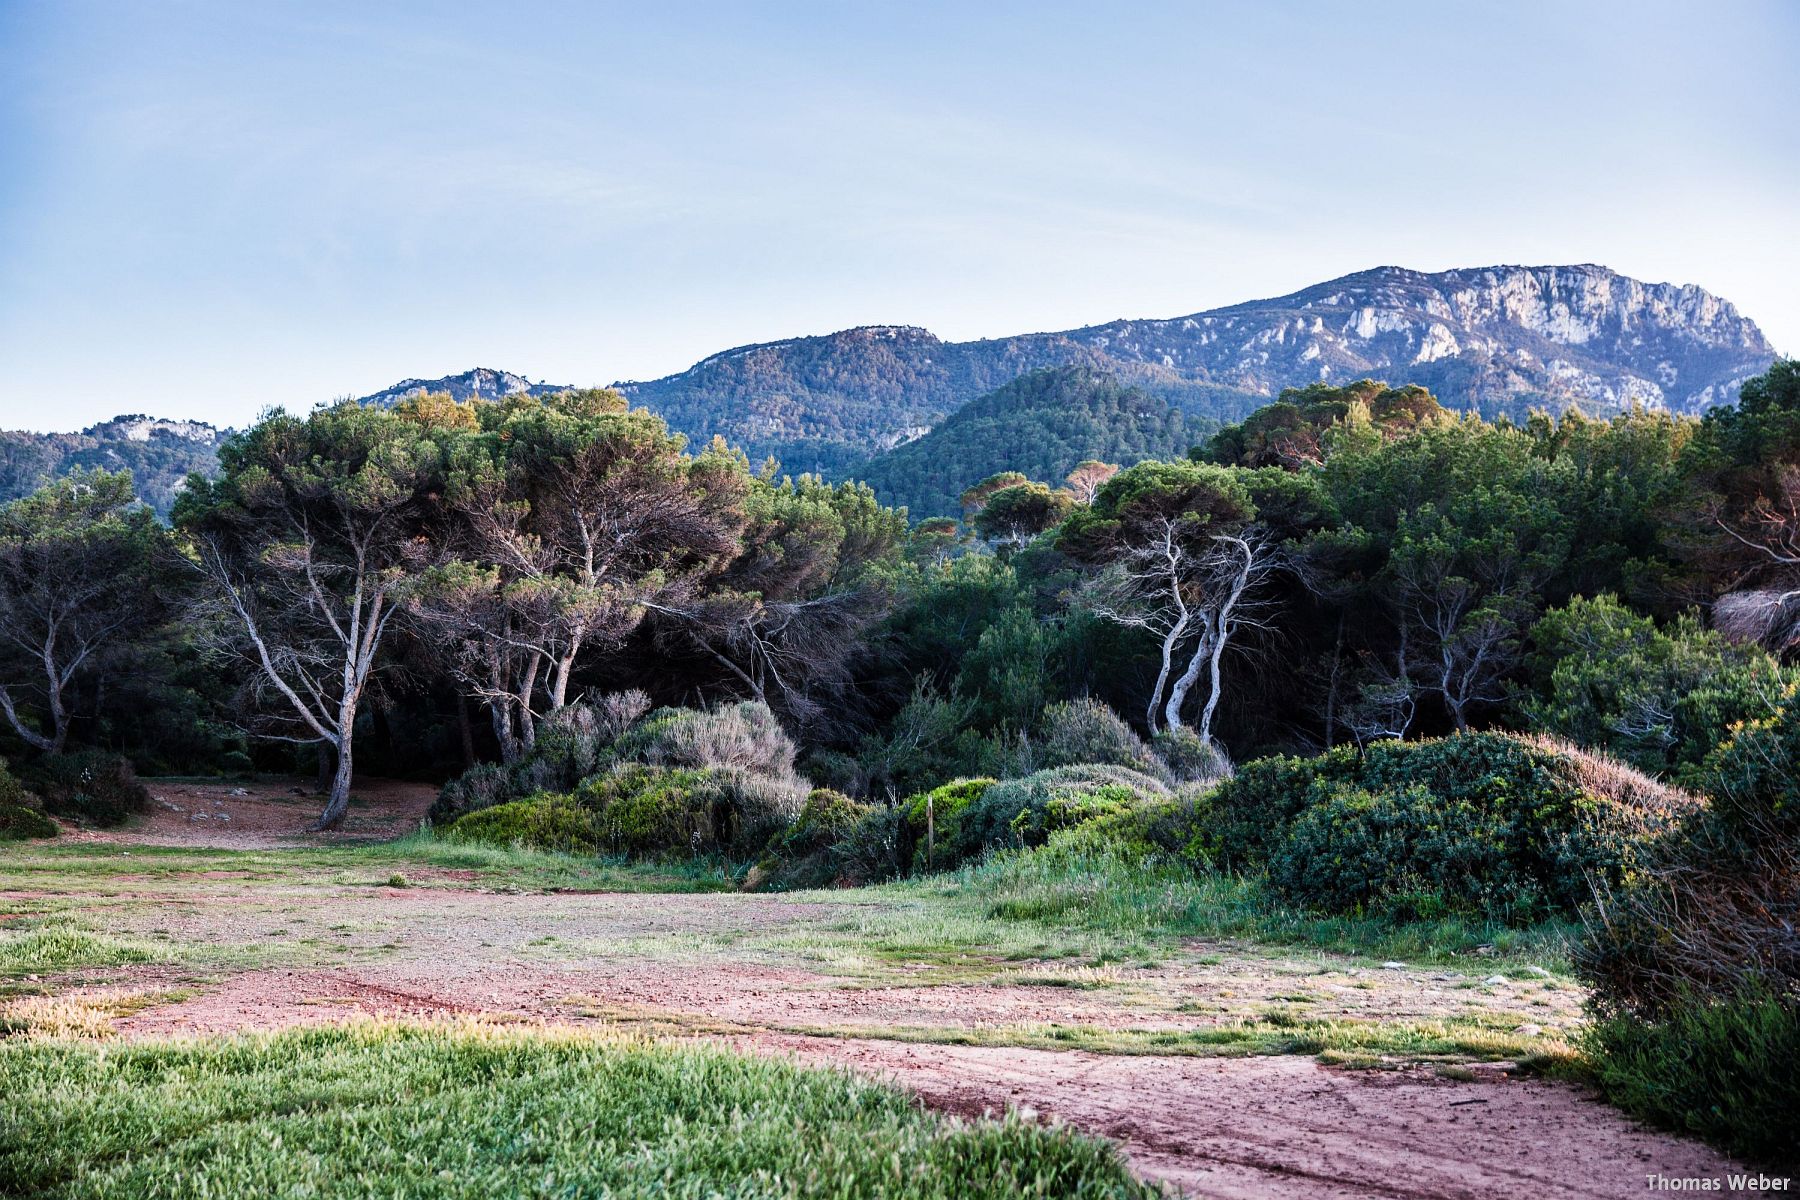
[616,264,1778,468]
[357,367,567,407]
[1046,264,1774,418]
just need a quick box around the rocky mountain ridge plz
[614,264,1776,469]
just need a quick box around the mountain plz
[618,264,1776,471]
[615,327,1258,477]
[0,416,228,517]
[355,367,570,407]
[857,366,1209,517]
[5,264,1779,515]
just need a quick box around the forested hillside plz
[0,416,226,516]
[856,367,1208,516]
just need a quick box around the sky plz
[1,0,1796,431]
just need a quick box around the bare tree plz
[1080,516,1278,739]
[1065,460,1119,505]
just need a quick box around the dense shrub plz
[447,793,600,854]
[615,702,798,778]
[0,760,56,842]
[1582,988,1799,1168]
[1036,699,1165,779]
[530,703,608,787]
[577,764,718,856]
[1150,727,1233,786]
[577,761,805,859]
[827,804,911,886]
[591,689,652,743]
[1573,692,1800,1167]
[1211,733,1696,920]
[1526,595,1790,780]
[945,765,1169,869]
[1203,748,1359,868]
[429,760,513,825]
[25,751,150,827]
[758,789,879,889]
[901,778,995,871]
[776,789,876,858]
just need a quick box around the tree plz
[1065,460,1118,504]
[0,469,169,752]
[415,392,746,759]
[1059,461,1279,740]
[1677,360,1800,652]
[667,472,904,732]
[971,481,1074,549]
[176,404,444,829]
[1316,417,1572,733]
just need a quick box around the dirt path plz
[14,788,1751,1198]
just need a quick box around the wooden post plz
[926,794,935,870]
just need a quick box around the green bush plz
[1270,780,1546,920]
[945,764,1169,869]
[758,789,878,889]
[25,750,150,827]
[828,804,912,886]
[218,749,255,779]
[1526,595,1790,780]
[1214,733,1697,921]
[429,760,514,825]
[1581,987,1800,1169]
[901,778,995,870]
[614,701,798,778]
[1204,748,1359,868]
[1573,692,1800,1169]
[579,764,717,857]
[1036,699,1166,779]
[1150,727,1233,785]
[447,793,600,854]
[577,761,805,859]
[0,758,53,839]
[776,788,875,858]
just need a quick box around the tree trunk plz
[315,741,354,830]
[457,697,476,768]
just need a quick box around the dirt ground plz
[51,776,439,848]
[10,777,1751,1198]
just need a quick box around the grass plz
[0,922,165,978]
[563,997,1577,1068]
[0,830,740,896]
[920,844,1577,970]
[0,1021,1154,1199]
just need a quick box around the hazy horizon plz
[3,1,1796,431]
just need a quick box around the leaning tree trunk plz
[314,738,355,830]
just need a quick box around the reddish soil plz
[763,1037,1735,1200]
[58,776,438,848]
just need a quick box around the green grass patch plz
[0,1022,1152,1199]
[925,845,1575,969]
[0,921,164,978]
[564,999,1575,1066]
[0,831,739,896]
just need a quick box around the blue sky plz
[2,0,1795,430]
